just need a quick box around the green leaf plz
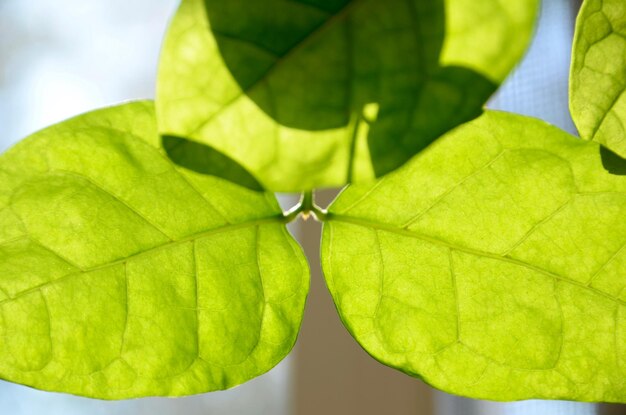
[157,0,538,191]
[571,0,626,157]
[0,101,309,399]
[322,111,626,402]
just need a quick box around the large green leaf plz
[0,101,309,399]
[571,0,626,157]
[157,0,538,191]
[322,111,626,402]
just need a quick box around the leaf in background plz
[0,101,309,399]
[322,111,626,402]
[571,0,626,157]
[157,0,538,191]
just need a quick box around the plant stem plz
[282,205,301,223]
[301,190,314,214]
[303,191,328,222]
[282,191,328,223]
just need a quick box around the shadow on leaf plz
[600,145,626,176]
[163,135,264,191]
[204,0,496,177]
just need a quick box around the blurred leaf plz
[322,111,626,401]
[0,101,309,399]
[571,0,626,157]
[157,0,538,191]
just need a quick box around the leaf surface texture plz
[571,0,626,156]
[0,101,309,399]
[323,111,626,402]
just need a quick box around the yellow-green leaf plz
[322,111,626,402]
[157,0,538,191]
[0,101,309,399]
[571,0,626,156]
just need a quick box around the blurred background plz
[0,0,623,414]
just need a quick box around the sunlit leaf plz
[571,0,626,157]
[322,111,626,401]
[157,0,538,191]
[0,101,309,399]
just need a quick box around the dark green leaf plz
[162,135,264,191]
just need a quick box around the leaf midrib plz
[0,214,285,306]
[328,213,626,307]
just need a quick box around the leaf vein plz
[501,196,575,256]
[78,125,231,224]
[0,216,284,308]
[329,214,626,307]
[51,170,175,241]
[448,249,461,342]
[401,150,507,228]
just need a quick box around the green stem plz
[282,191,328,223]
[311,204,328,221]
[282,206,301,223]
[303,191,328,222]
[301,190,314,214]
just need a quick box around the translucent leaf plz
[0,101,309,399]
[571,0,626,157]
[157,0,539,191]
[322,111,626,402]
